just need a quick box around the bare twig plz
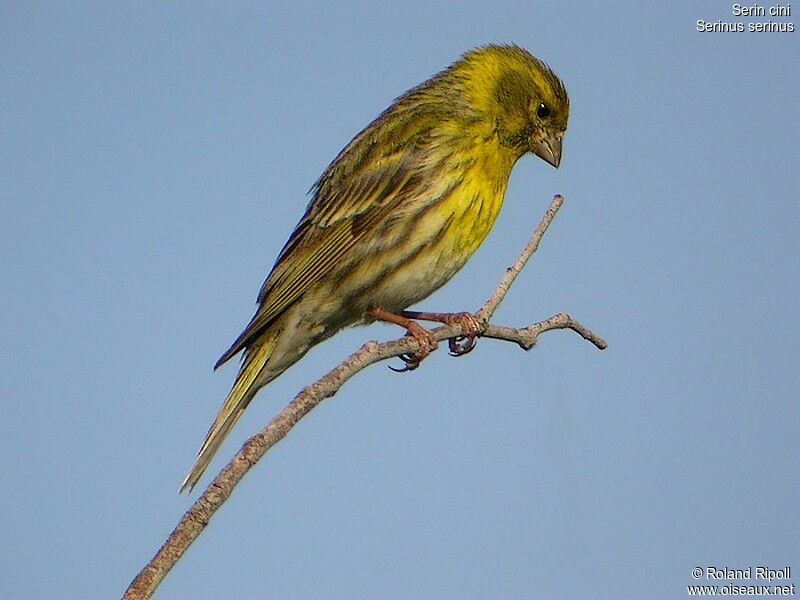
[484,315,607,351]
[477,194,564,323]
[122,195,606,600]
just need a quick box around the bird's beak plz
[532,135,562,169]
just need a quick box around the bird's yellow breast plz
[364,142,517,312]
[435,139,518,258]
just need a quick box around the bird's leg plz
[401,310,481,356]
[368,306,438,371]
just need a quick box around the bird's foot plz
[392,320,438,372]
[368,307,438,372]
[401,310,482,356]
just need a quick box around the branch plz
[122,194,606,600]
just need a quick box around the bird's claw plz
[448,336,476,356]
[389,353,422,372]
[440,312,481,357]
[389,324,437,373]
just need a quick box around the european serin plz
[181,44,569,492]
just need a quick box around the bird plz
[180,44,569,492]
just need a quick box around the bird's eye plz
[536,103,550,119]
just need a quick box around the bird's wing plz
[214,130,432,369]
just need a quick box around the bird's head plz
[458,45,569,168]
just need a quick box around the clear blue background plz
[2,3,798,599]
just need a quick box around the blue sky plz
[2,2,798,599]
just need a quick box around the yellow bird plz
[181,44,569,492]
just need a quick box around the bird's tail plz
[180,333,280,493]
